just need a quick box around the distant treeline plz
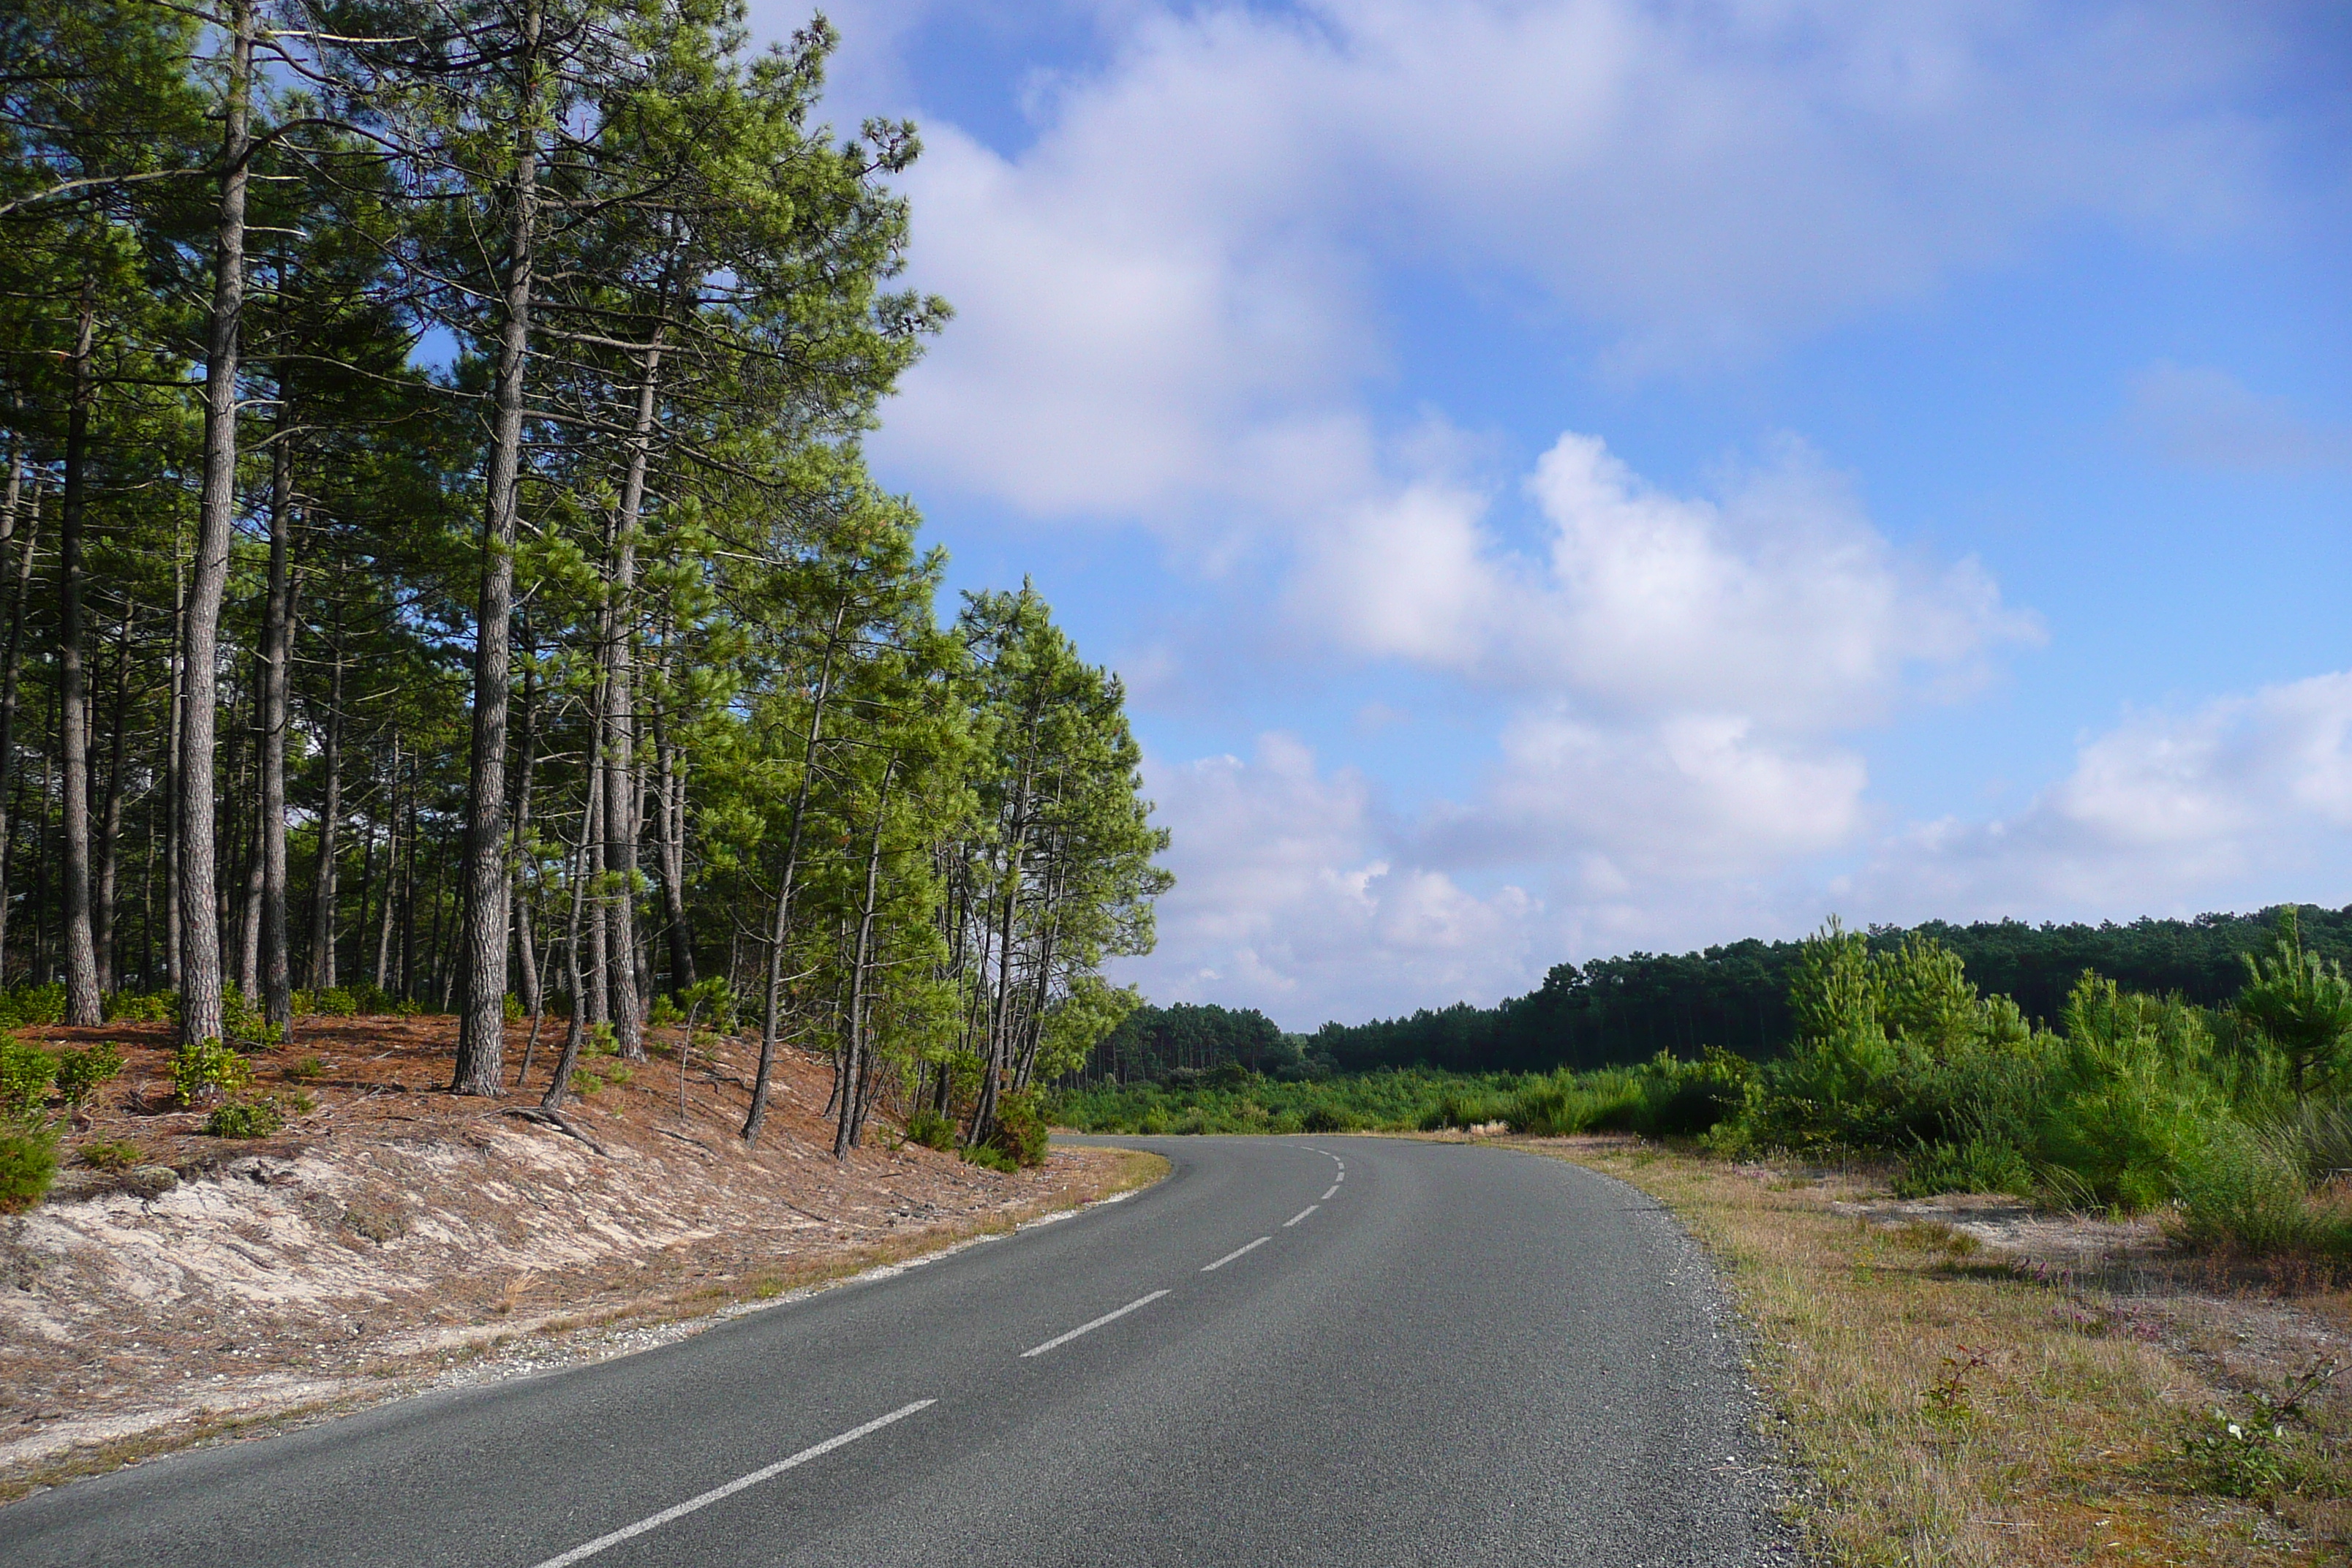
[1081,908,2352,1084]
[1313,908,2352,1075]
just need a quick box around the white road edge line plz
[1202,1236,1271,1272]
[1020,1290,1170,1357]
[1321,1186,1339,1200]
[527,1400,935,1568]
[1284,1205,1319,1227]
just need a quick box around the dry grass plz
[1525,1139,2348,1568]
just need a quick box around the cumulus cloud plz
[1121,735,1543,1021]
[870,0,2289,519]
[1297,431,2038,725]
[1856,671,2352,919]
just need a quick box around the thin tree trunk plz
[837,756,896,1158]
[652,690,694,996]
[399,747,418,998]
[93,607,133,994]
[165,542,184,990]
[259,418,294,1036]
[59,278,102,1025]
[373,755,397,992]
[743,605,845,1147]
[539,774,601,1112]
[508,634,540,1014]
[307,611,343,990]
[0,467,42,970]
[603,342,660,1061]
[179,0,255,1044]
[452,0,546,1095]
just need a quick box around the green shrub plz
[962,1142,1017,1173]
[203,1097,287,1139]
[0,983,64,1028]
[648,995,682,1028]
[1301,1104,1356,1134]
[103,990,176,1023]
[584,1022,618,1059]
[2182,1406,2291,1499]
[221,986,282,1045]
[282,1054,328,1084]
[0,1123,58,1212]
[503,992,524,1023]
[570,1068,604,1096]
[600,1063,633,1087]
[903,1109,958,1153]
[310,986,361,1017]
[391,996,425,1018]
[2033,977,2232,1211]
[78,1138,143,1171]
[53,1042,124,1107]
[171,1037,250,1107]
[990,1090,1050,1166]
[1,1034,58,1117]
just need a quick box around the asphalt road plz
[1,1136,1794,1567]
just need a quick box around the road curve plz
[1,1137,1793,1567]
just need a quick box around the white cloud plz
[871,0,2288,520]
[1858,671,2352,919]
[1297,431,2038,725]
[1119,735,1543,1022]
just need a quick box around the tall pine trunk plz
[603,344,659,1060]
[259,415,295,1036]
[59,278,102,1025]
[742,606,844,1146]
[0,467,41,968]
[307,611,343,990]
[835,756,895,1158]
[93,611,132,992]
[179,0,255,1044]
[452,0,545,1094]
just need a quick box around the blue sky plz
[750,0,2352,1028]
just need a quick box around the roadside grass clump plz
[962,1142,1018,1173]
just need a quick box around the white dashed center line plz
[1201,1236,1271,1272]
[528,1400,935,1567]
[1321,1186,1339,1200]
[1283,1205,1319,1227]
[1020,1290,1171,1357]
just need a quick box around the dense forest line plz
[1063,908,2352,1087]
[0,0,1167,1160]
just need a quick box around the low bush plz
[78,1138,143,1171]
[990,1090,1050,1167]
[1300,1104,1355,1134]
[104,990,176,1023]
[222,986,282,1046]
[2182,1406,2291,1499]
[1,1034,57,1116]
[171,1036,250,1107]
[282,1055,328,1084]
[0,1123,58,1213]
[0,983,64,1028]
[902,1108,958,1153]
[54,1041,125,1107]
[203,1096,287,1139]
[309,986,361,1017]
[2172,1126,2323,1254]
[962,1142,1017,1173]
